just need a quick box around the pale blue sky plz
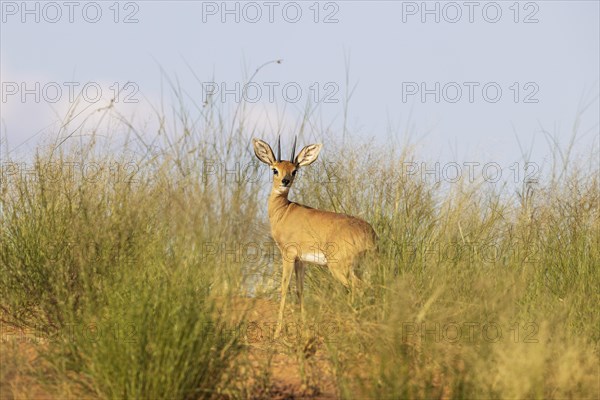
[1,1,598,176]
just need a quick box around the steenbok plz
[253,136,377,337]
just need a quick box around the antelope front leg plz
[294,259,305,318]
[275,258,295,338]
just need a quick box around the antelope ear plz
[252,138,276,165]
[295,144,322,167]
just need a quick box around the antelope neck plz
[268,190,291,224]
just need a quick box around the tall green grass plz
[299,139,599,399]
[1,89,598,399]
[0,135,259,398]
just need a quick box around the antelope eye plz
[272,169,278,175]
[291,170,297,176]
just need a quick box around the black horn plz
[290,135,297,162]
[277,135,281,162]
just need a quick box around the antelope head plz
[252,136,322,195]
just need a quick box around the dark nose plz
[282,178,290,186]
